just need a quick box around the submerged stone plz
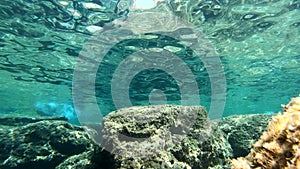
[101,105,232,168]
[218,114,272,158]
[0,105,276,168]
[0,120,98,169]
[0,115,67,129]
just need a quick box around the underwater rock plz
[230,95,300,168]
[56,146,116,169]
[55,151,95,169]
[0,115,67,129]
[0,105,233,169]
[218,114,272,158]
[1,105,277,169]
[101,105,232,168]
[0,120,96,169]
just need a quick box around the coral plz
[231,95,300,169]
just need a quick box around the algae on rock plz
[101,105,232,168]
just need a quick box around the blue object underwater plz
[35,102,79,124]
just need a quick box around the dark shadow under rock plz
[56,146,117,169]
[218,114,273,158]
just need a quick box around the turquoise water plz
[0,0,300,123]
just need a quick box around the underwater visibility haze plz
[0,0,300,168]
[1,0,299,120]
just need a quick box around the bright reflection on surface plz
[132,0,166,10]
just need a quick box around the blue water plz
[0,0,299,124]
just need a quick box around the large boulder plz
[0,105,246,169]
[101,105,232,168]
[0,117,107,169]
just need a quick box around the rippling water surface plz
[0,0,300,121]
